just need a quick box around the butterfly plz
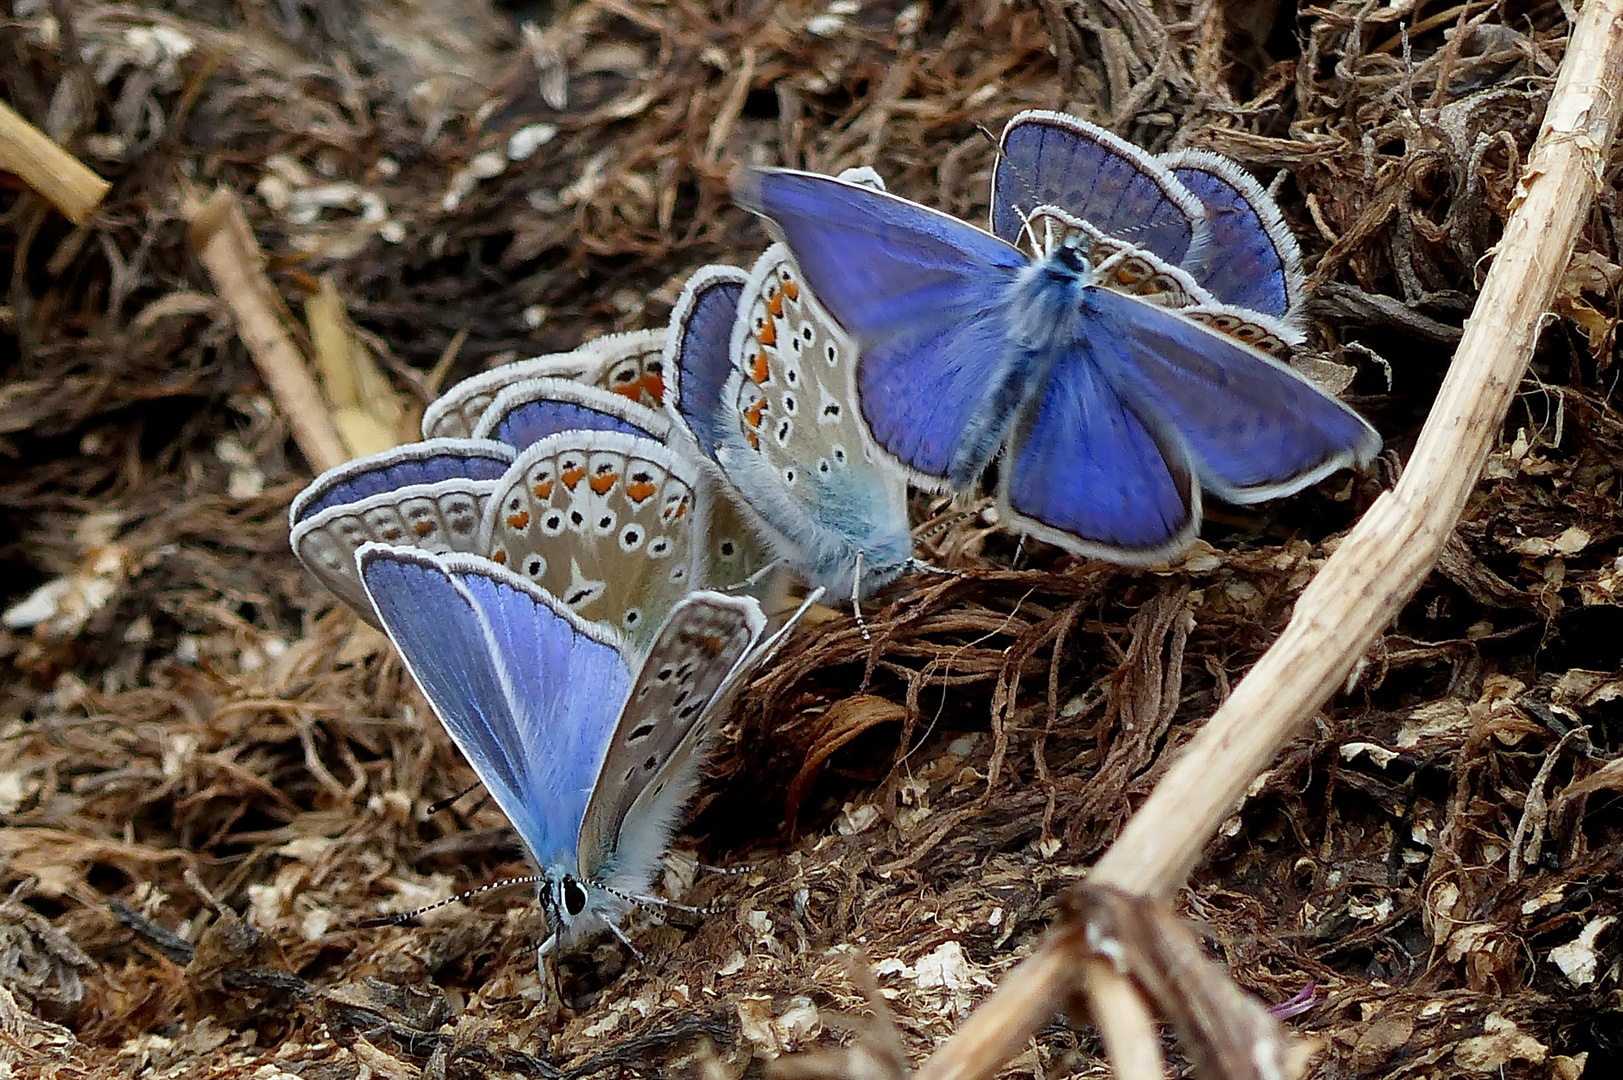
[732,161,1381,564]
[472,376,775,596]
[357,543,783,958]
[289,439,514,624]
[989,111,1313,362]
[664,247,913,603]
[421,329,667,441]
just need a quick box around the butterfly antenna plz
[425,781,484,816]
[355,874,546,928]
[850,551,871,642]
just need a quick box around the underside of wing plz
[576,592,766,888]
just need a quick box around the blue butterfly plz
[733,165,1380,563]
[664,248,913,602]
[357,544,779,958]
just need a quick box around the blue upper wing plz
[358,546,631,871]
[474,378,667,451]
[1000,339,1197,561]
[291,440,513,524]
[1078,286,1380,502]
[991,110,1208,267]
[1162,150,1301,319]
[734,168,1028,484]
[666,266,747,463]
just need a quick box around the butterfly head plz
[535,864,629,951]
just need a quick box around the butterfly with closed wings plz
[357,545,789,961]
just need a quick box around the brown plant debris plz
[1,1,1619,1078]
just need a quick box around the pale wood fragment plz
[0,99,110,224]
[188,188,348,474]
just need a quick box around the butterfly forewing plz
[575,591,767,884]
[992,110,1209,266]
[358,546,634,872]
[473,376,671,450]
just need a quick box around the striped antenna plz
[357,875,544,928]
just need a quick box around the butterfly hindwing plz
[1162,149,1303,320]
[292,479,494,622]
[422,329,667,440]
[480,430,701,642]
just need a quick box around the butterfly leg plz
[725,557,785,594]
[605,920,647,964]
[906,558,963,581]
[536,933,564,1008]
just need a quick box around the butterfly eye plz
[562,878,589,917]
[1055,237,1090,273]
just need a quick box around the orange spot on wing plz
[751,351,770,385]
[414,521,435,536]
[756,319,776,346]
[767,289,785,317]
[506,510,531,529]
[612,383,640,400]
[643,373,665,402]
[702,633,726,656]
[589,470,619,495]
[627,480,656,502]
[782,278,799,300]
[562,466,587,489]
[746,429,760,449]
[532,480,553,499]
[744,399,767,428]
[493,549,508,565]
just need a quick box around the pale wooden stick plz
[188,188,349,474]
[913,1,1623,1077]
[0,99,110,225]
